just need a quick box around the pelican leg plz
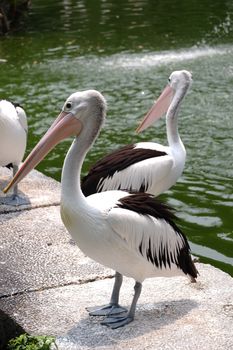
[0,165,29,206]
[101,281,142,329]
[86,272,127,316]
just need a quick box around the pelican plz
[4,90,198,328]
[81,70,192,197]
[0,100,28,205]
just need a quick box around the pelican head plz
[168,70,192,93]
[136,70,192,133]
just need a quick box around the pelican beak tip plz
[3,178,14,194]
[3,185,10,194]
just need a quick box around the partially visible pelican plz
[0,100,28,205]
[4,90,198,328]
[81,70,192,197]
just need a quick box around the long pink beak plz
[3,111,82,194]
[136,85,174,133]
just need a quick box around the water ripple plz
[190,242,233,266]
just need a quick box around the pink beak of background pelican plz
[136,84,174,133]
[3,111,82,194]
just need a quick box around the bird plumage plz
[82,143,167,196]
[0,100,28,205]
[61,188,197,284]
[0,100,27,167]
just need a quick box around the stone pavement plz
[0,167,233,350]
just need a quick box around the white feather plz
[0,100,27,166]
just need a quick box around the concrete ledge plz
[1,264,233,350]
[0,167,60,213]
[0,167,233,349]
[0,205,112,297]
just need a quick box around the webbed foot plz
[86,304,127,316]
[0,194,29,206]
[101,314,133,329]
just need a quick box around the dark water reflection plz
[25,0,233,52]
[0,0,232,276]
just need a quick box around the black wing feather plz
[117,193,198,279]
[81,144,167,196]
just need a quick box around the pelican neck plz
[166,86,186,147]
[61,135,88,206]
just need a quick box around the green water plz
[0,0,232,276]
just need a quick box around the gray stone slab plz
[0,205,112,297]
[0,168,233,349]
[0,264,232,350]
[0,167,60,213]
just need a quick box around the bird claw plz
[101,315,133,329]
[86,304,127,316]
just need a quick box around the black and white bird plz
[81,70,192,197]
[0,100,28,205]
[4,90,198,328]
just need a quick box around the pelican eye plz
[168,78,171,83]
[66,102,72,109]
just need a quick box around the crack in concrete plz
[0,274,114,299]
[0,202,60,215]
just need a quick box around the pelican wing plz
[81,143,170,196]
[107,193,193,273]
[99,154,174,194]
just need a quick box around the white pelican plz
[4,90,198,328]
[81,70,192,196]
[0,100,28,205]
